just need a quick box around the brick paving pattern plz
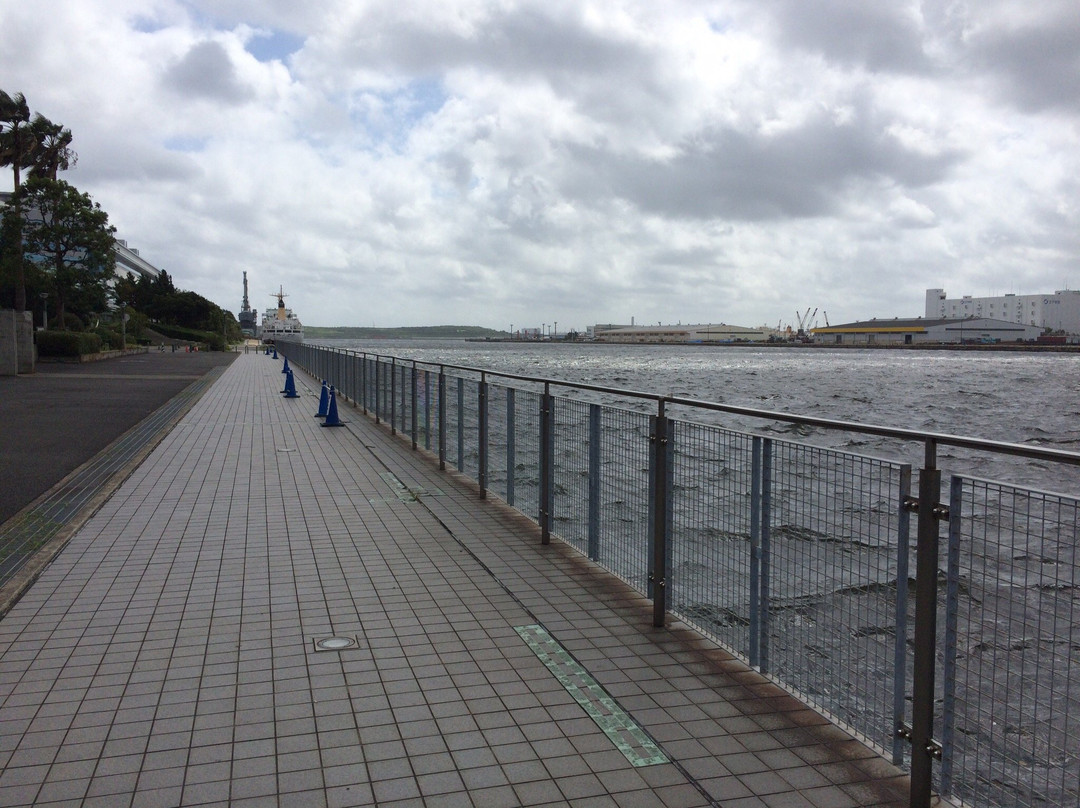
[0,353,911,807]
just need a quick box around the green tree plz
[1,90,77,312]
[19,177,115,328]
[1,91,33,312]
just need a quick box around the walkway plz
[0,353,911,807]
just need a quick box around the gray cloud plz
[966,10,1080,113]
[560,112,964,221]
[163,41,254,103]
[748,0,933,73]
[3,1,1077,331]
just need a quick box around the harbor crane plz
[795,307,818,338]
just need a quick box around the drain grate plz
[515,624,668,767]
[312,635,361,652]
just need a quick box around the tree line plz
[0,90,240,346]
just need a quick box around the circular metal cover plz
[316,636,356,651]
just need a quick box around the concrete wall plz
[0,310,35,375]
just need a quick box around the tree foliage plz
[1,89,77,311]
[19,177,115,328]
[113,269,241,342]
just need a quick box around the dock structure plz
[0,354,910,807]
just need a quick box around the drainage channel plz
[0,367,228,608]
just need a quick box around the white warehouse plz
[926,288,1080,333]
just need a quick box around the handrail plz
[315,344,1080,468]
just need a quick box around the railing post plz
[749,436,762,669]
[423,369,432,450]
[456,377,465,471]
[587,403,601,561]
[411,362,418,450]
[478,373,488,498]
[650,399,669,628]
[892,465,913,766]
[939,475,963,798]
[506,388,516,507]
[400,364,408,434]
[361,355,368,414]
[760,438,772,673]
[540,384,553,545]
[438,367,446,470]
[393,360,401,436]
[909,439,943,808]
[374,358,381,424]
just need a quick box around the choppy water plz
[310,339,1080,807]
[316,340,1080,496]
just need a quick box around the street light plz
[39,292,48,331]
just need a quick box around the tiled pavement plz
[0,353,912,807]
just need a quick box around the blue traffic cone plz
[321,386,344,426]
[264,346,270,356]
[314,380,329,418]
[283,369,299,398]
[272,347,278,359]
[281,356,290,374]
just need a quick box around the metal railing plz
[281,342,1080,808]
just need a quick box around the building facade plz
[926,288,1080,333]
[594,323,771,343]
[813,317,1043,345]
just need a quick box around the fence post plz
[411,362,418,450]
[438,367,446,470]
[361,355,368,414]
[540,384,553,545]
[650,399,669,628]
[506,388,516,507]
[424,369,432,450]
[588,403,601,561]
[478,372,488,498]
[749,436,762,669]
[393,360,401,436]
[456,377,465,471]
[909,439,944,808]
[374,359,381,424]
[760,438,772,673]
[892,465,913,766]
[939,475,963,798]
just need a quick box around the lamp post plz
[39,292,48,331]
[121,310,129,352]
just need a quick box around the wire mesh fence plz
[280,344,1080,808]
[941,478,1080,808]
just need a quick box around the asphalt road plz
[0,349,239,525]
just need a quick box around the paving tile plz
[0,355,911,808]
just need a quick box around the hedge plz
[36,330,104,357]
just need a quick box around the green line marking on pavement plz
[515,624,669,767]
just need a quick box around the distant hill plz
[304,325,508,340]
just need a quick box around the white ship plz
[261,287,303,343]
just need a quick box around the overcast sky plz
[2,1,1078,331]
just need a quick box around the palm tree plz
[28,116,76,181]
[0,90,34,190]
[1,91,77,312]
[1,90,34,311]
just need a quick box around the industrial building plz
[594,323,771,343]
[812,317,1043,346]
[926,288,1080,333]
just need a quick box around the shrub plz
[36,330,103,357]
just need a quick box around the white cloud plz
[1,0,1077,329]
